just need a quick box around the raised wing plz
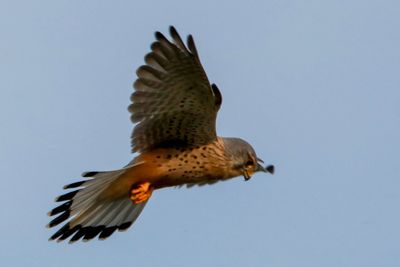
[129,26,222,152]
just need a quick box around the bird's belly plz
[154,168,228,188]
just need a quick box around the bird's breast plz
[139,142,233,188]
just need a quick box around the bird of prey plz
[48,26,274,243]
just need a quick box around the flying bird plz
[48,26,274,243]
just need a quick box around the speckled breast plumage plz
[147,139,233,188]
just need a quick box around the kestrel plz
[48,26,274,243]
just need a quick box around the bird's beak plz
[243,158,275,181]
[243,169,252,181]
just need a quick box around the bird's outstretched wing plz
[129,26,222,153]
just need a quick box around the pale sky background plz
[1,0,399,266]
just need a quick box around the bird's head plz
[222,137,274,181]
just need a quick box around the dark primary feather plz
[169,26,187,51]
[211,84,222,109]
[187,35,199,59]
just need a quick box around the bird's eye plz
[245,160,254,167]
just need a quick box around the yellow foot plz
[130,182,153,204]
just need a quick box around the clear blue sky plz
[1,0,399,266]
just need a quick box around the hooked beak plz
[243,169,252,181]
[243,158,275,181]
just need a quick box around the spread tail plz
[47,166,147,243]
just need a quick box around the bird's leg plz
[129,182,153,204]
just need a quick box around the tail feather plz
[63,180,85,189]
[48,166,148,243]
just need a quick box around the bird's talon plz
[130,182,153,204]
